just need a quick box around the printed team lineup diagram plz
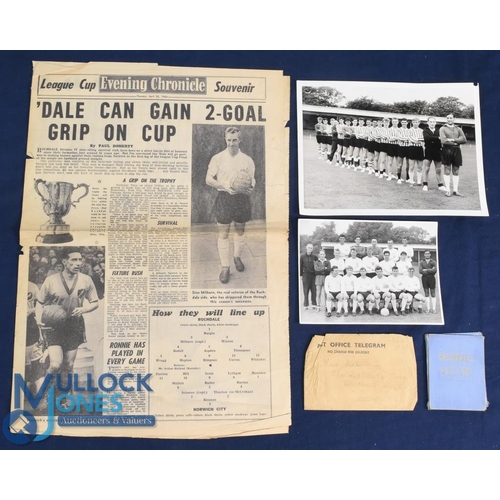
[149,306,271,420]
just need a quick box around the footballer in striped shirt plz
[407,117,425,186]
[385,117,400,181]
[377,117,391,177]
[396,118,411,184]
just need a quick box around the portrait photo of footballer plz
[297,81,487,217]
[298,219,443,325]
[25,246,105,414]
[190,124,266,289]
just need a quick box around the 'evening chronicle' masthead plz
[100,75,207,94]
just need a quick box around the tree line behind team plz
[300,236,438,318]
[314,113,467,196]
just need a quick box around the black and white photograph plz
[298,81,487,216]
[190,124,266,288]
[25,246,105,415]
[33,179,90,243]
[299,219,443,325]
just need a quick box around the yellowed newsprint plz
[10,61,290,439]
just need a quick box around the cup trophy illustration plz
[34,179,90,243]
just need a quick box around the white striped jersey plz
[388,126,400,144]
[398,126,411,145]
[408,126,424,144]
[378,126,390,143]
[369,126,381,141]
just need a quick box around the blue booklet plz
[426,332,488,411]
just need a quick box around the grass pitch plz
[302,133,482,212]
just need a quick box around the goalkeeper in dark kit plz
[205,126,256,284]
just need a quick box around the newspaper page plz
[9,61,290,440]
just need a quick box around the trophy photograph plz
[34,179,90,243]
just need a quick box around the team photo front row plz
[300,241,438,318]
[322,264,433,318]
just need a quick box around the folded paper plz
[304,333,417,411]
